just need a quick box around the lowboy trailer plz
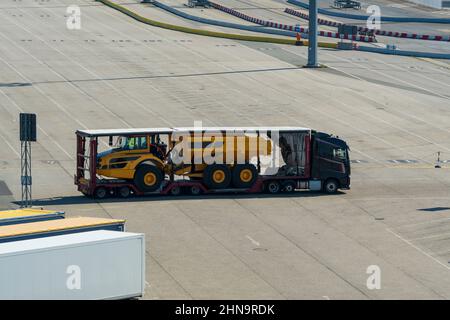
[75,127,350,198]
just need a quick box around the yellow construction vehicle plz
[96,133,168,192]
[95,128,270,192]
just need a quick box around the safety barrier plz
[287,0,450,24]
[95,0,304,46]
[96,0,450,59]
[357,45,450,59]
[151,1,306,38]
[285,8,450,42]
[209,1,375,42]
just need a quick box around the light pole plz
[307,0,319,68]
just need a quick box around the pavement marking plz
[1,10,133,129]
[310,51,450,137]
[260,48,438,164]
[87,0,311,131]
[0,85,74,160]
[396,217,450,229]
[374,57,450,89]
[246,235,261,246]
[292,50,450,156]
[0,129,20,158]
[0,34,91,130]
[386,228,450,271]
[54,3,251,128]
[328,52,449,101]
[409,231,450,242]
[27,3,177,127]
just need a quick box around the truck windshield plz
[333,148,347,160]
[116,136,148,150]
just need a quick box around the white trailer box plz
[0,230,145,300]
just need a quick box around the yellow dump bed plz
[0,217,126,242]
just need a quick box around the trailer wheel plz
[282,180,296,193]
[94,187,108,199]
[232,164,258,188]
[323,179,339,194]
[117,186,131,198]
[170,185,182,196]
[190,185,202,195]
[134,164,164,192]
[266,181,281,194]
[203,164,231,189]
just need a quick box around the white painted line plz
[374,58,450,88]
[261,48,432,164]
[0,129,20,158]
[386,228,450,270]
[409,231,450,242]
[246,235,260,247]
[0,87,74,160]
[288,49,450,157]
[1,12,132,129]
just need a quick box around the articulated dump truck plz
[75,127,350,199]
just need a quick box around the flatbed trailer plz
[0,209,65,226]
[0,217,125,243]
[75,127,350,198]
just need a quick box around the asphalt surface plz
[0,0,450,299]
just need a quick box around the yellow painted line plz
[97,0,337,48]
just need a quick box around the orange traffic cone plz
[295,32,302,46]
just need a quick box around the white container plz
[0,230,145,300]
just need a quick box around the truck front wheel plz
[323,179,339,194]
[134,164,164,193]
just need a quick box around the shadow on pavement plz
[21,191,344,206]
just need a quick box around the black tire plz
[203,164,231,189]
[134,164,164,193]
[170,185,182,196]
[323,179,339,194]
[94,187,108,199]
[282,180,296,193]
[266,181,281,194]
[117,186,131,198]
[190,185,202,195]
[232,164,258,188]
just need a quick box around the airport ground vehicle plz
[75,127,350,198]
[0,230,145,299]
[0,209,64,226]
[0,217,125,243]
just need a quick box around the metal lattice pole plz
[21,140,32,208]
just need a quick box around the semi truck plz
[75,127,350,198]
